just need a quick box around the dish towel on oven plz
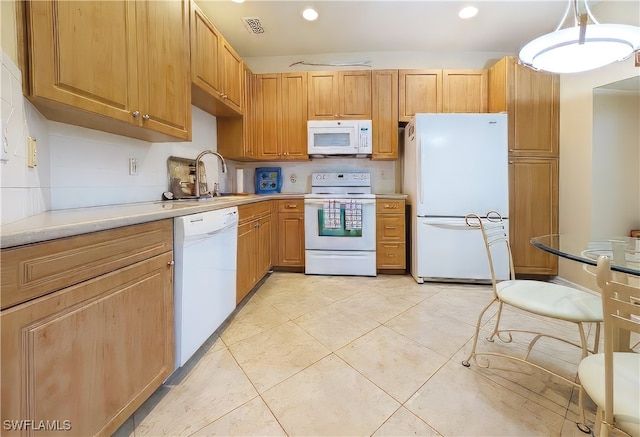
[323,199,342,229]
[345,199,362,230]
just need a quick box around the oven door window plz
[317,206,362,237]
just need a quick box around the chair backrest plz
[595,256,640,431]
[465,211,516,292]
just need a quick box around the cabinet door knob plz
[167,260,175,266]
[132,111,140,118]
[142,114,150,120]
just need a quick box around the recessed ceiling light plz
[302,8,318,21]
[232,0,245,3]
[459,6,478,19]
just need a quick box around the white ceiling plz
[195,0,639,60]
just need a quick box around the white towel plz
[323,199,342,229]
[344,199,362,231]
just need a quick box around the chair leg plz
[486,301,505,342]
[462,298,497,367]
[576,386,591,434]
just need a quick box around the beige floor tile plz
[228,321,331,392]
[259,287,336,319]
[372,406,441,436]
[293,300,380,351]
[341,288,417,323]
[405,360,566,436]
[337,325,448,403]
[191,396,286,436]
[417,284,498,327]
[369,276,443,304]
[261,354,400,436]
[220,297,289,346]
[385,303,477,358]
[133,348,258,436]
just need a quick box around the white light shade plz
[231,0,245,3]
[458,6,478,19]
[302,8,318,21]
[519,24,640,74]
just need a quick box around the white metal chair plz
[577,256,640,437]
[461,211,603,433]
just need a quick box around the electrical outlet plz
[129,158,138,175]
[27,137,37,168]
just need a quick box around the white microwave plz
[307,120,373,157]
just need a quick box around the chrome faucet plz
[194,150,227,198]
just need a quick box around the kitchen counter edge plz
[1,193,407,249]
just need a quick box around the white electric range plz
[304,172,376,276]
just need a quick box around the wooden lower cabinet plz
[273,200,305,269]
[509,157,559,275]
[0,221,174,437]
[236,202,272,303]
[376,199,406,272]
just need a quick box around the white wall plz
[591,87,640,240]
[1,51,51,224]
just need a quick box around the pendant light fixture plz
[518,0,640,74]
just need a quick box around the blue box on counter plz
[255,167,282,194]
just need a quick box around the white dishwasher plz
[173,207,238,369]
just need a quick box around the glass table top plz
[531,234,640,277]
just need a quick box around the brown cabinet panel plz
[255,74,282,160]
[26,0,190,142]
[190,1,242,117]
[377,215,405,241]
[138,0,191,138]
[236,201,272,303]
[308,70,371,120]
[509,158,559,274]
[275,199,305,269]
[1,220,173,310]
[372,70,399,160]
[1,252,174,437]
[399,69,443,121]
[376,199,406,272]
[217,65,255,160]
[442,69,488,113]
[281,73,309,159]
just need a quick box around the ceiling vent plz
[241,17,265,35]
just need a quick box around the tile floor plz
[114,272,603,436]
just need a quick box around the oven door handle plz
[304,198,376,205]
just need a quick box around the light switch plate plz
[27,136,37,167]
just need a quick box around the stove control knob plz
[315,174,322,180]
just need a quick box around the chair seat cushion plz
[496,280,603,323]
[578,353,640,437]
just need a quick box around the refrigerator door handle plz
[417,140,423,204]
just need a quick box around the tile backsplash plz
[1,48,399,226]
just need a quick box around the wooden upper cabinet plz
[190,2,243,117]
[217,65,255,160]
[371,70,399,160]
[308,70,371,119]
[137,0,191,138]
[255,74,281,160]
[25,0,191,142]
[280,73,309,159]
[442,69,488,113]
[399,69,443,121]
[489,56,559,157]
[254,72,308,160]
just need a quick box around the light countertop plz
[1,193,407,249]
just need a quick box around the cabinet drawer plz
[254,201,272,217]
[238,203,256,221]
[277,199,303,213]
[376,243,406,269]
[376,200,405,213]
[1,220,173,310]
[376,215,405,241]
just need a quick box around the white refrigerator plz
[403,113,510,283]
